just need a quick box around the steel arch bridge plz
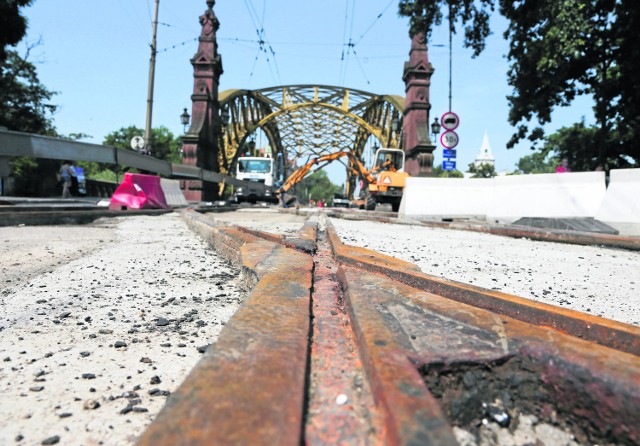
[218,85,405,193]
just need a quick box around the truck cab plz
[234,156,278,204]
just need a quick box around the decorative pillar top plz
[403,32,431,82]
[200,1,220,37]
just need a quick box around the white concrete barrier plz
[487,172,606,224]
[596,168,640,236]
[399,177,493,220]
[160,179,189,207]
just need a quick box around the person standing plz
[69,161,79,196]
[556,158,571,173]
[59,161,73,198]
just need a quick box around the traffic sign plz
[130,136,144,151]
[440,111,460,131]
[443,160,456,171]
[440,130,459,149]
[442,149,457,159]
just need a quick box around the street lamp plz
[180,108,190,133]
[220,107,230,127]
[370,142,379,167]
[431,117,442,143]
[391,116,400,133]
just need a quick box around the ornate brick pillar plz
[180,0,223,201]
[402,32,436,177]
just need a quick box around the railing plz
[0,128,261,192]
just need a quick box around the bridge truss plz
[218,85,404,194]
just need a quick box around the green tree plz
[295,169,340,204]
[399,1,640,169]
[0,46,57,135]
[467,162,496,178]
[398,0,495,57]
[1,45,61,196]
[501,1,616,157]
[76,125,183,182]
[432,165,464,178]
[104,125,181,163]
[0,0,33,62]
[514,150,557,174]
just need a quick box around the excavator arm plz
[277,151,375,194]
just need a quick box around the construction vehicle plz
[364,148,409,212]
[277,148,409,212]
[233,156,278,204]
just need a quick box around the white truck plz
[234,156,278,204]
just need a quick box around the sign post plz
[131,136,145,152]
[440,112,460,172]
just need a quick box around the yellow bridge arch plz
[218,85,404,192]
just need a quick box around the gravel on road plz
[0,214,246,446]
[330,217,640,326]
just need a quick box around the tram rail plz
[136,209,640,446]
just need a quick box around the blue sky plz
[22,0,594,184]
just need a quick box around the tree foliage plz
[467,162,496,178]
[76,125,183,182]
[103,125,181,163]
[398,0,495,56]
[0,0,33,62]
[515,119,636,173]
[0,0,53,134]
[0,46,57,134]
[399,1,640,170]
[514,150,557,174]
[295,169,340,204]
[432,165,464,177]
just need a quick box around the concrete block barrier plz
[399,177,493,220]
[487,172,606,224]
[161,178,189,207]
[596,168,640,236]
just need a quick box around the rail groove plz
[137,209,640,446]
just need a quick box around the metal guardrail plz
[0,128,263,192]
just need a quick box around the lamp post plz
[390,115,403,148]
[220,106,230,128]
[431,117,442,143]
[180,108,190,133]
[391,116,399,133]
[371,142,379,166]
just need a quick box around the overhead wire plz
[354,0,395,46]
[339,0,351,85]
[242,0,282,85]
[118,0,150,43]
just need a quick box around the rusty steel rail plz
[137,209,640,446]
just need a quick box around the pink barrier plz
[109,173,169,210]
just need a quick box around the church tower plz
[474,132,495,168]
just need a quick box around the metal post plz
[448,1,453,112]
[144,0,160,156]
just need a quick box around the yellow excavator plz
[277,147,409,212]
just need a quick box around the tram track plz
[134,208,640,445]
